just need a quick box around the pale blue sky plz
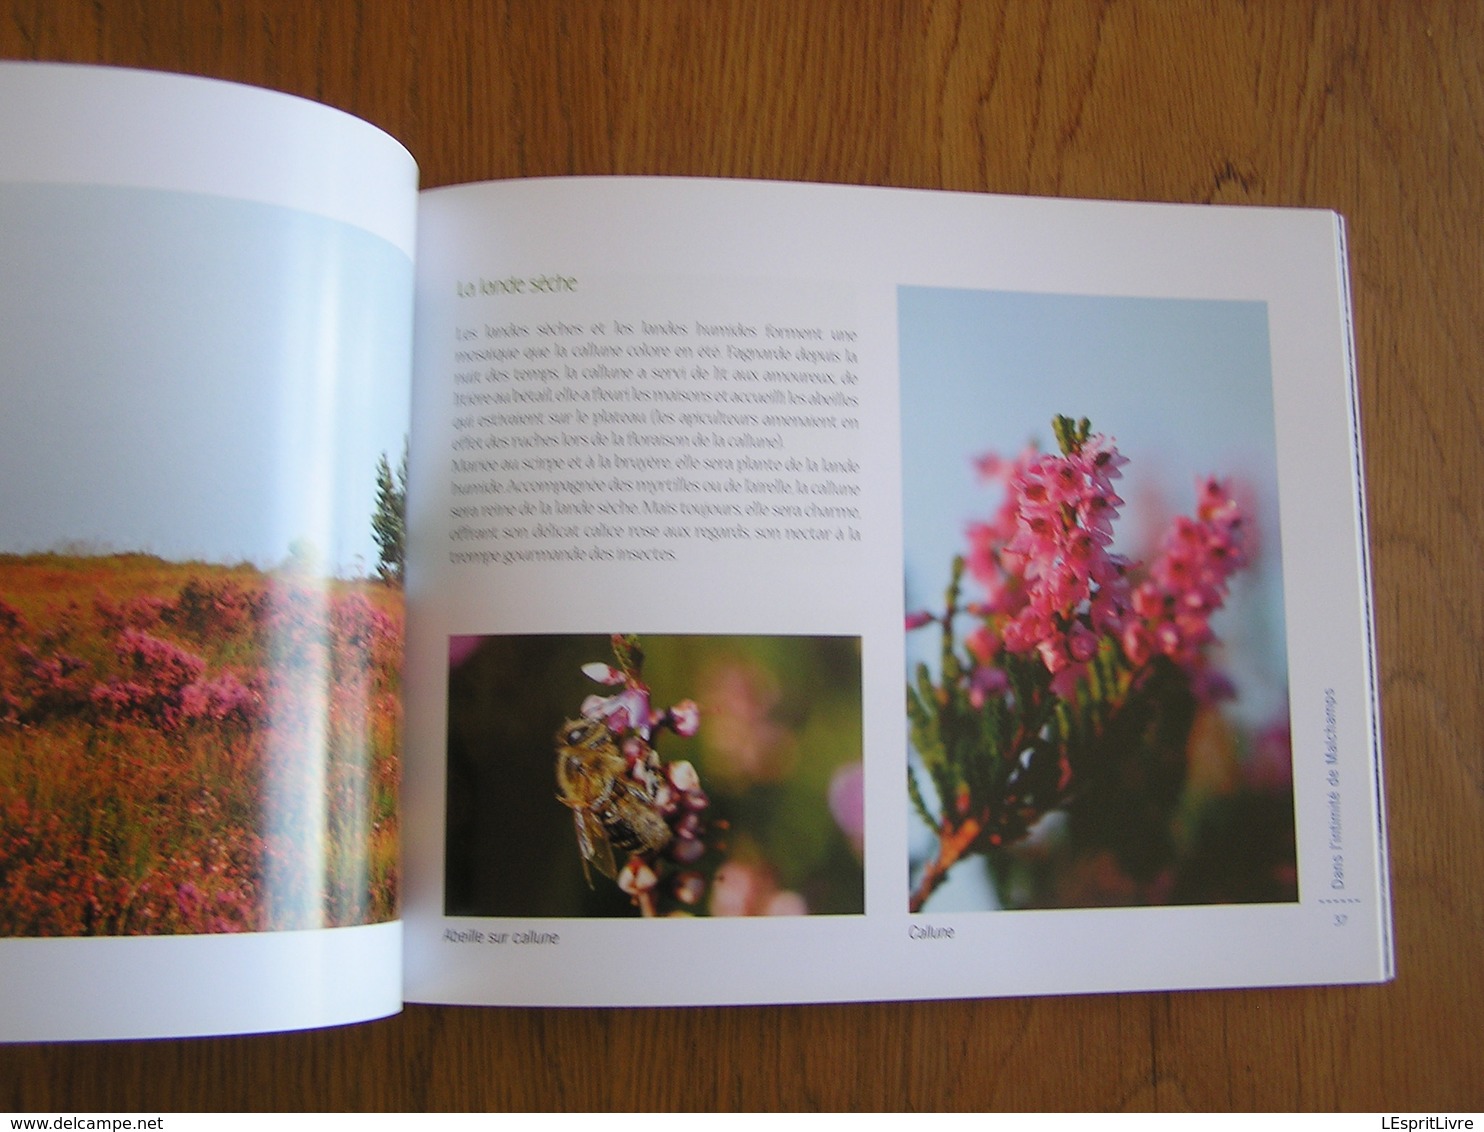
[0,183,411,574]
[899,287,1289,728]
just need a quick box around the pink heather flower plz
[1045,459,1085,506]
[1077,490,1122,541]
[1049,663,1089,699]
[828,762,865,854]
[570,642,719,913]
[179,682,209,719]
[1120,476,1249,673]
[709,861,805,917]
[962,446,1042,595]
[668,698,701,737]
[1121,622,1153,667]
[1082,434,1130,492]
[580,686,651,735]
[176,882,201,918]
[905,610,935,631]
[935,427,1256,720]
[650,780,676,812]
[181,673,253,723]
[968,665,1010,708]
[673,872,707,906]
[709,861,763,917]
[696,660,793,783]
[1036,636,1070,674]
[1000,608,1044,654]
[984,436,1133,685]
[116,630,206,687]
[973,451,1012,480]
[580,661,625,685]
[668,760,701,793]
[1197,475,1244,525]
[673,812,704,841]
[621,733,653,764]
[580,655,701,742]
[1067,622,1099,663]
[966,624,1002,663]
[964,522,1003,591]
[617,858,658,896]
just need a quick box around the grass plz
[0,552,400,936]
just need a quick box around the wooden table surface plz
[2,0,1480,1113]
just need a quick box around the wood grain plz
[2,0,1481,1111]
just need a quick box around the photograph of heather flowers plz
[901,288,1297,912]
[445,633,864,918]
[0,183,412,936]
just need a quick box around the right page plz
[403,178,1389,1005]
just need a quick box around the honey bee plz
[554,717,671,886]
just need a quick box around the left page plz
[0,63,417,1041]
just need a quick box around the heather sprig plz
[907,417,1251,912]
[568,634,715,917]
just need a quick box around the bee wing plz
[572,809,617,884]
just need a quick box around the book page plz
[0,64,416,1040]
[402,177,1389,1006]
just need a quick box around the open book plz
[0,63,1391,1042]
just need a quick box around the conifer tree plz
[371,441,408,585]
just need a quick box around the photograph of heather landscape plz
[900,288,1297,913]
[0,182,412,936]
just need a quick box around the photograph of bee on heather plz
[0,181,411,940]
[443,632,864,919]
[900,287,1296,915]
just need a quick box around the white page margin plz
[0,62,416,258]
